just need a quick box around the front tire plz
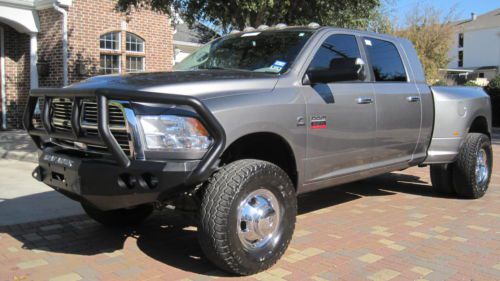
[198,159,297,275]
[453,133,493,199]
[82,203,154,227]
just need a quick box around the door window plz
[307,34,364,82]
[363,37,407,82]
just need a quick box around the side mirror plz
[306,58,366,84]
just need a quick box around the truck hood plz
[69,71,279,100]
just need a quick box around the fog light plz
[142,173,159,189]
[118,173,136,189]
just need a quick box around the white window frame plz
[100,32,121,51]
[126,56,145,73]
[126,32,145,53]
[99,31,146,73]
[100,54,121,74]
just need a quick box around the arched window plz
[100,32,120,51]
[99,31,146,74]
[126,33,144,52]
[126,33,145,72]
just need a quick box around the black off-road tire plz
[452,133,492,199]
[430,164,455,195]
[82,203,154,226]
[198,159,297,275]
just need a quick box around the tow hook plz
[32,166,43,181]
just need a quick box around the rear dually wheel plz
[452,133,492,199]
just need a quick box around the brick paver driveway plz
[1,145,499,281]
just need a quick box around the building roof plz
[442,66,498,73]
[173,22,219,46]
[454,8,500,31]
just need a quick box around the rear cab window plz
[308,34,361,72]
[363,37,408,82]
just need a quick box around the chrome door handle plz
[406,96,420,102]
[356,97,374,104]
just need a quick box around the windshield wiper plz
[197,66,235,71]
[196,66,278,74]
[197,66,259,72]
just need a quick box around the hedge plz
[486,76,500,127]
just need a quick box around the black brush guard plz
[24,88,226,210]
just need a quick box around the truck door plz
[302,34,376,183]
[362,37,422,166]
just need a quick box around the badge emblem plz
[311,115,327,129]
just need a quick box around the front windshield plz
[174,30,314,74]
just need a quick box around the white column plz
[29,33,38,89]
[53,3,68,86]
[0,26,6,130]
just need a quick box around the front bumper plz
[35,148,201,210]
[24,88,226,210]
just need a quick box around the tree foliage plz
[488,75,500,93]
[391,6,455,83]
[487,75,500,94]
[117,0,380,33]
[364,0,395,34]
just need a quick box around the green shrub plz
[487,75,500,94]
[432,80,448,86]
[463,80,479,87]
[486,76,500,127]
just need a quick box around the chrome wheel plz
[199,160,297,274]
[237,189,282,253]
[476,149,489,185]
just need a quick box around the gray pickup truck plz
[24,25,492,275]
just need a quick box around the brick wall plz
[1,0,173,129]
[65,0,173,83]
[1,24,30,128]
[38,9,64,88]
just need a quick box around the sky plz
[392,0,500,22]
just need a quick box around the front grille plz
[81,101,127,127]
[49,98,133,157]
[51,98,73,131]
[73,131,131,156]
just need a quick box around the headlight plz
[138,115,212,152]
